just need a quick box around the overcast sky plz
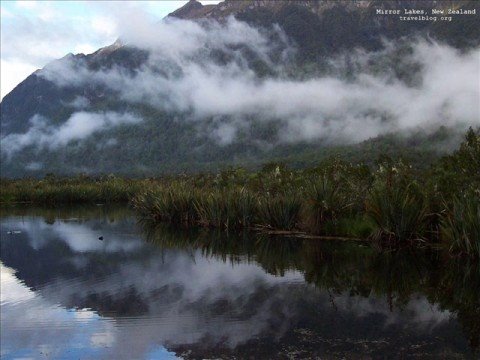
[0,0,221,99]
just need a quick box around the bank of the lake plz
[1,128,479,256]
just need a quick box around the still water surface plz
[1,206,478,359]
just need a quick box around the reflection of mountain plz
[1,207,478,358]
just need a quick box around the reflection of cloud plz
[0,215,464,359]
[334,292,451,330]
[90,330,115,348]
[0,263,114,359]
[35,249,307,354]
[1,265,35,305]
[3,216,142,253]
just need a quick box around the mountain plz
[170,0,478,56]
[1,0,479,178]
[169,0,469,21]
[169,0,372,19]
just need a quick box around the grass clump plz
[441,191,480,258]
[195,188,257,229]
[132,185,198,226]
[257,194,302,230]
[305,175,353,234]
[366,163,430,246]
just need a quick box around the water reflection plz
[1,206,478,359]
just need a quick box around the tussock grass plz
[195,188,257,229]
[366,181,429,246]
[257,194,302,230]
[441,192,480,257]
[132,184,198,226]
[305,175,353,234]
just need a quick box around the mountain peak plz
[168,0,215,19]
[168,0,472,21]
[168,0,376,21]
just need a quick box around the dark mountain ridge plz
[169,0,469,20]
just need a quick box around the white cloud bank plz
[2,12,479,157]
[1,111,141,157]
[37,16,480,146]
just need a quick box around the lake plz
[1,206,478,359]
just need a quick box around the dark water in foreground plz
[1,206,479,359]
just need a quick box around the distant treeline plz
[1,128,478,256]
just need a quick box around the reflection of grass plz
[369,250,429,307]
[255,235,303,275]
[0,203,134,222]
[429,257,480,352]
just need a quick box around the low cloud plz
[1,111,141,157]
[3,14,478,159]
[24,162,43,171]
[37,16,479,146]
[68,96,91,109]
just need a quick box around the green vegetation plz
[135,127,479,257]
[0,175,145,205]
[441,192,480,257]
[0,115,462,179]
[2,128,479,256]
[257,193,302,230]
[366,168,429,246]
[305,174,354,235]
[196,188,257,229]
